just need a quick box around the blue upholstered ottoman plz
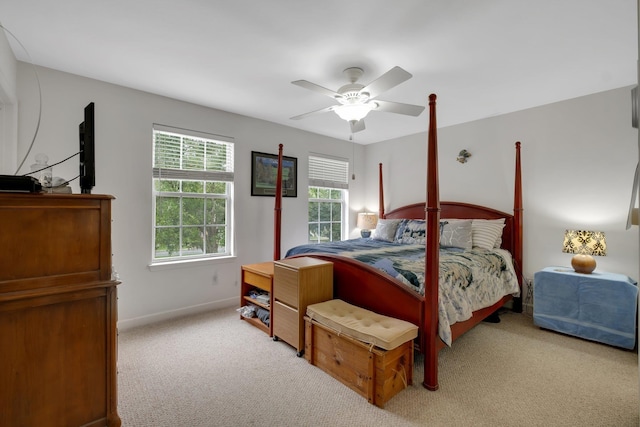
[533,267,638,349]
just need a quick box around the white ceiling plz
[0,0,637,144]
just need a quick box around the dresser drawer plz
[273,301,301,349]
[274,265,299,308]
[244,269,272,292]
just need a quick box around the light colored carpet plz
[117,307,639,427]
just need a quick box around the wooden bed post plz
[424,93,440,391]
[512,141,523,312]
[274,144,283,261]
[379,163,385,219]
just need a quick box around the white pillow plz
[372,219,402,242]
[472,219,505,249]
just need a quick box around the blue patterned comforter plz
[286,239,520,345]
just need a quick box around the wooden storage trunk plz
[304,317,413,408]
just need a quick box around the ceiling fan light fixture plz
[334,102,377,122]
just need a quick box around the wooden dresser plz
[0,193,120,427]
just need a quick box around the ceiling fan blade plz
[360,66,412,99]
[349,119,365,133]
[291,80,341,99]
[290,105,336,120]
[374,100,425,116]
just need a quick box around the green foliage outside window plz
[308,186,344,243]
[154,181,229,258]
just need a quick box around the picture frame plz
[251,151,297,197]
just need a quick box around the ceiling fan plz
[290,66,425,133]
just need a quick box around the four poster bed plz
[273,94,523,391]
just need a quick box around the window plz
[152,125,234,262]
[308,155,349,243]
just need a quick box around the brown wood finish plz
[273,257,333,356]
[240,262,274,336]
[304,317,413,408]
[424,93,440,390]
[0,193,120,427]
[274,94,524,391]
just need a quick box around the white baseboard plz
[117,297,237,331]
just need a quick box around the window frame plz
[307,154,349,244]
[308,186,347,243]
[151,125,234,264]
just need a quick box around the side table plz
[240,262,274,336]
[533,267,638,349]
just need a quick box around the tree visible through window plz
[308,186,344,243]
[152,126,234,261]
[308,155,349,243]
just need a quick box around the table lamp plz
[357,212,378,238]
[562,230,606,274]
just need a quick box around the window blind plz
[308,155,349,189]
[153,125,234,182]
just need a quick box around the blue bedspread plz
[285,238,399,256]
[286,239,520,345]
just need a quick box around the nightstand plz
[533,267,638,349]
[240,262,274,336]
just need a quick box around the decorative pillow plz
[472,219,506,249]
[393,219,407,242]
[439,219,472,250]
[394,219,426,244]
[372,219,402,242]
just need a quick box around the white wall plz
[0,28,17,173]
[13,63,366,329]
[365,88,639,283]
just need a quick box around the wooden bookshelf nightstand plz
[240,262,274,336]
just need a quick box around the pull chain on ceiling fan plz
[290,66,425,133]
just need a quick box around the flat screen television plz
[79,102,95,194]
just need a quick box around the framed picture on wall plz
[251,151,297,197]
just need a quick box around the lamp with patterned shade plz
[356,212,378,238]
[562,230,607,274]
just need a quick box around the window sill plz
[148,255,236,271]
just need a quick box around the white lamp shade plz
[356,212,378,230]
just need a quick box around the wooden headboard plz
[383,201,516,255]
